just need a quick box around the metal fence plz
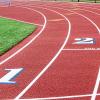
[0,0,11,6]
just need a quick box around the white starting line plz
[63,48,100,51]
[18,93,100,100]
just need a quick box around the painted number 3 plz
[0,68,23,84]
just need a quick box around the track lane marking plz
[18,93,100,100]
[42,4,100,100]
[73,5,100,11]
[63,48,100,51]
[21,2,100,33]
[0,6,47,65]
[48,18,64,22]
[14,3,100,100]
[91,68,100,100]
[48,13,75,22]
[14,6,71,100]
[72,8,100,16]
[32,2,100,16]
[38,5,100,33]
[51,3,100,16]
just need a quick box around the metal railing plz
[0,0,11,6]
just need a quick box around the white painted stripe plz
[72,8,100,16]
[63,48,100,51]
[91,68,100,100]
[13,3,100,99]
[14,6,71,100]
[18,93,100,100]
[34,23,43,26]
[48,18,64,22]
[0,15,43,26]
[75,5,100,11]
[23,3,100,33]
[53,3,100,16]
[0,6,47,65]
[45,6,100,34]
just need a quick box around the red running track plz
[0,1,100,100]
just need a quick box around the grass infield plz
[0,17,37,55]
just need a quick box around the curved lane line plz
[15,3,100,100]
[37,2,100,16]
[75,5,100,11]
[34,4,100,33]
[20,93,100,100]
[59,4,100,16]
[39,3,100,100]
[32,3,100,100]
[17,1,100,34]
[14,6,71,100]
[0,6,47,65]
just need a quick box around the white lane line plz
[14,6,71,100]
[91,68,100,100]
[34,23,43,26]
[72,8,100,16]
[44,6,100,33]
[48,13,75,22]
[22,2,100,33]
[53,3,100,16]
[74,5,100,11]
[63,48,100,51]
[48,4,100,17]
[26,4,100,100]
[73,5,100,12]
[0,6,47,65]
[48,18,64,22]
[18,93,100,100]
[46,4,100,100]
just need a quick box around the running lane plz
[0,3,69,99]
[15,1,100,100]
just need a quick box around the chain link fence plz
[0,0,11,6]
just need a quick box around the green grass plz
[0,17,37,55]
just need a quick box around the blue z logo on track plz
[0,68,23,84]
[73,38,96,44]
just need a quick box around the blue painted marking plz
[73,38,96,45]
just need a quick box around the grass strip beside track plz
[0,17,36,55]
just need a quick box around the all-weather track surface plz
[0,1,100,100]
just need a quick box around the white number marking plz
[73,38,95,44]
[0,68,23,84]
